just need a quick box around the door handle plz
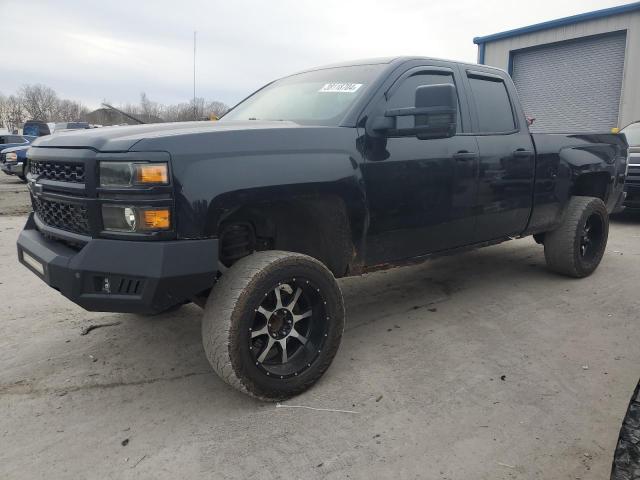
[453,151,479,160]
[513,149,534,157]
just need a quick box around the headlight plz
[5,152,18,162]
[102,205,171,232]
[99,162,169,187]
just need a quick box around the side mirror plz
[373,83,457,140]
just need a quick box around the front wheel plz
[543,196,609,278]
[202,251,345,400]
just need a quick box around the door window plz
[387,71,462,132]
[467,75,516,133]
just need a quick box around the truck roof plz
[297,56,507,75]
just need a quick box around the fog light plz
[102,277,111,293]
[102,205,137,232]
[124,207,136,230]
[102,205,171,232]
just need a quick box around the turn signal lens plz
[142,209,170,230]
[136,164,168,184]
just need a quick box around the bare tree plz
[5,95,25,132]
[2,84,229,128]
[206,100,229,119]
[139,92,163,119]
[20,84,59,121]
[57,99,89,122]
[0,94,6,129]
[132,94,229,123]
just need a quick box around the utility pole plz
[193,31,197,120]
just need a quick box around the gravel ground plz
[1,173,639,479]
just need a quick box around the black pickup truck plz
[17,57,628,400]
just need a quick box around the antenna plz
[193,31,197,120]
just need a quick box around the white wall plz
[481,10,640,128]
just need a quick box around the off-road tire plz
[202,251,345,401]
[611,380,640,480]
[543,196,609,278]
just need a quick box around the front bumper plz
[623,184,640,209]
[1,161,23,175]
[17,214,219,313]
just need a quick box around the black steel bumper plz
[624,184,640,209]
[17,214,219,313]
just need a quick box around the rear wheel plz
[202,251,344,400]
[543,196,609,278]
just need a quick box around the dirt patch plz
[0,175,31,216]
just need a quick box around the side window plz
[388,71,462,132]
[467,74,516,133]
[0,137,5,144]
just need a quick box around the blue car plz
[0,136,37,181]
[0,133,31,150]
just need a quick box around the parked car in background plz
[54,122,91,132]
[621,121,640,210]
[22,120,53,137]
[1,140,36,181]
[0,134,31,150]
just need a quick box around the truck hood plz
[30,120,303,152]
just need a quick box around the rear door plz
[361,62,479,263]
[462,69,535,241]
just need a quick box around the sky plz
[0,0,630,110]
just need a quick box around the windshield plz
[221,64,384,126]
[622,123,640,146]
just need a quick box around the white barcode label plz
[318,83,362,93]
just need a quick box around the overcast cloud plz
[0,0,627,110]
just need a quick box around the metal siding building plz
[474,2,640,132]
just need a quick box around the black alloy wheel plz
[202,251,344,400]
[250,279,329,379]
[543,196,609,278]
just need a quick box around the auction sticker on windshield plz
[318,83,362,93]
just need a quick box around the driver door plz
[361,64,479,264]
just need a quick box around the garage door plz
[511,32,626,133]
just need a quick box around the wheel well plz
[572,172,610,201]
[218,195,354,277]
